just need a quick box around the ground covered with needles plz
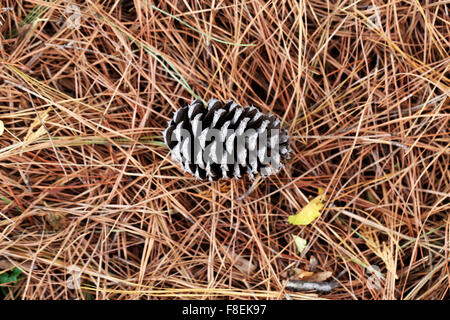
[0,0,449,300]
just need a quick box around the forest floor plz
[0,0,448,299]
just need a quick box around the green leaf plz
[0,267,23,285]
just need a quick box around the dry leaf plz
[288,268,314,279]
[303,271,332,282]
[45,212,67,231]
[288,188,326,226]
[224,246,256,275]
[288,268,333,282]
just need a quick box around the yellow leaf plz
[292,235,307,253]
[0,120,4,136]
[288,188,326,226]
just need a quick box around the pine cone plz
[163,98,291,181]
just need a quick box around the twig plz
[285,280,338,293]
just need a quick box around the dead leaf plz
[287,268,333,282]
[294,268,314,279]
[303,271,332,282]
[224,246,256,275]
[45,212,67,230]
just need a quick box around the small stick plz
[285,280,338,293]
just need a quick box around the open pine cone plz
[163,98,291,181]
